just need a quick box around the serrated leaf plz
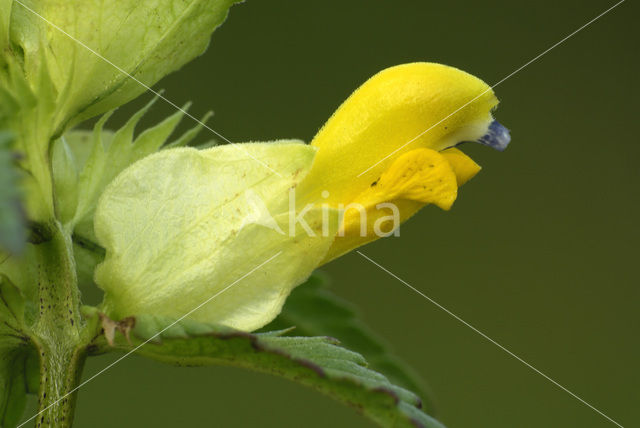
[0,132,25,254]
[10,0,242,131]
[91,313,446,428]
[264,272,435,413]
[165,111,215,149]
[63,97,208,232]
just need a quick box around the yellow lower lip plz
[320,146,481,264]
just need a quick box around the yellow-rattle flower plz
[93,62,509,331]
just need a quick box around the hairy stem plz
[32,342,86,428]
[30,222,84,428]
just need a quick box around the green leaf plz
[0,347,39,428]
[0,275,35,428]
[0,243,41,305]
[264,272,435,413]
[0,132,25,254]
[0,274,26,328]
[91,313,446,428]
[94,142,340,331]
[9,0,242,131]
[0,53,59,222]
[0,351,28,428]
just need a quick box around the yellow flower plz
[93,62,509,331]
[297,62,510,262]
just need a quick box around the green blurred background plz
[34,0,640,426]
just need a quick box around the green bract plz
[52,96,210,228]
[4,0,240,133]
[94,143,340,331]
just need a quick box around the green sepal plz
[88,312,446,428]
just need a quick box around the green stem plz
[30,222,84,428]
[32,342,86,428]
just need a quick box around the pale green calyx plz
[3,0,240,133]
[94,143,340,332]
